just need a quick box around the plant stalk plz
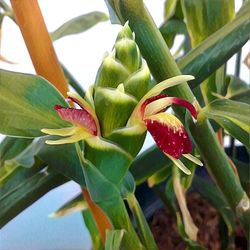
[126,193,158,250]
[10,0,68,96]
[115,0,250,235]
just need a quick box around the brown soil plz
[150,193,247,250]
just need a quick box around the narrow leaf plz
[105,229,125,250]
[51,12,108,41]
[200,99,250,148]
[50,193,87,218]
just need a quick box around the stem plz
[127,193,158,250]
[10,0,68,96]
[115,0,250,235]
[75,143,144,250]
[82,188,112,243]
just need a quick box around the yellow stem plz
[10,0,68,96]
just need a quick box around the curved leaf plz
[0,167,67,228]
[51,12,108,41]
[200,99,250,148]
[0,70,70,138]
[178,3,250,88]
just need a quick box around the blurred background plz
[0,0,248,249]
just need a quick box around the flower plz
[127,75,203,174]
[41,92,100,144]
[41,75,202,174]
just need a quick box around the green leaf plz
[181,0,235,47]
[0,168,67,228]
[85,137,132,185]
[147,166,171,187]
[164,0,178,20]
[160,19,188,48]
[0,140,44,184]
[105,229,125,250]
[49,193,87,218]
[178,3,250,88]
[120,171,135,199]
[0,137,32,166]
[37,138,85,186]
[0,69,70,138]
[200,99,250,148]
[130,145,171,185]
[51,12,108,41]
[224,75,250,104]
[107,126,146,157]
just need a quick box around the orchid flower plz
[127,75,203,175]
[41,75,202,175]
[41,92,100,145]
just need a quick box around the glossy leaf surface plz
[0,70,70,138]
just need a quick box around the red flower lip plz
[141,94,197,159]
[54,104,98,136]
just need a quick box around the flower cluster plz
[42,75,202,174]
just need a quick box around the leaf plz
[49,193,88,218]
[0,140,43,184]
[37,138,85,186]
[181,0,235,47]
[0,69,70,138]
[224,75,250,104]
[164,0,178,20]
[130,145,171,185]
[105,229,125,250]
[178,3,250,89]
[147,166,171,187]
[0,137,32,166]
[160,19,188,48]
[120,171,135,199]
[0,167,67,228]
[85,137,132,186]
[51,12,108,41]
[200,99,250,148]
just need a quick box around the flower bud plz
[94,84,137,137]
[115,38,141,73]
[95,54,129,88]
[124,62,151,100]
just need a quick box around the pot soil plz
[150,192,247,250]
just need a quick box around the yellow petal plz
[183,154,203,166]
[144,97,171,118]
[41,127,77,136]
[165,153,191,175]
[129,75,194,125]
[45,131,92,145]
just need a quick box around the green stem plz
[127,193,158,250]
[75,143,144,249]
[114,0,250,235]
